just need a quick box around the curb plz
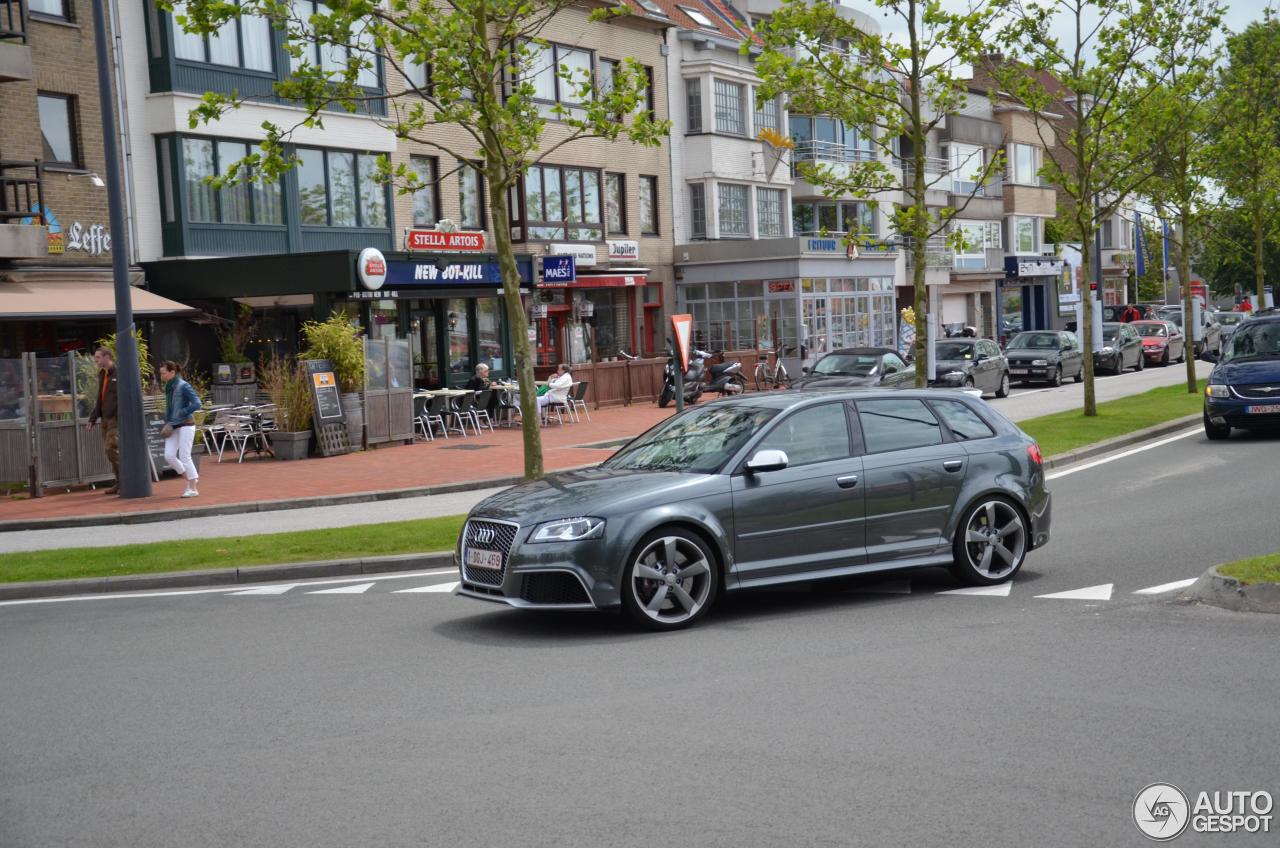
[1042,413,1201,470]
[1181,565,1280,614]
[0,551,455,602]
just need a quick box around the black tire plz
[950,496,1028,586]
[753,366,766,392]
[995,372,1011,398]
[1203,412,1231,441]
[621,528,720,631]
[728,374,747,395]
[1135,352,1144,371]
[1161,349,1170,367]
[658,386,673,408]
[1074,366,1084,383]
[1178,346,1186,363]
[774,371,791,390]
[1049,366,1062,388]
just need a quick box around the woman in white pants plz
[159,361,202,497]
[537,363,573,419]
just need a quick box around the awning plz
[234,294,315,308]
[542,269,650,288]
[0,279,200,320]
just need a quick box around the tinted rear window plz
[857,399,943,453]
[932,400,996,441]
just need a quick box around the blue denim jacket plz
[164,376,202,425]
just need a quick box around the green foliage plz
[1198,206,1280,298]
[300,311,365,393]
[260,355,314,432]
[96,329,153,385]
[1217,553,1280,586]
[215,303,256,363]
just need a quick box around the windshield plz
[1166,312,1184,327]
[813,354,880,376]
[1217,313,1243,326]
[1136,324,1167,337]
[934,342,977,360]
[1007,333,1059,350]
[1222,323,1280,363]
[1102,328,1119,343]
[603,404,777,473]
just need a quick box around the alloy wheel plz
[629,535,714,626]
[961,500,1026,581]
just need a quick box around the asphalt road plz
[4,428,1278,846]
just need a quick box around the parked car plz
[1165,308,1222,357]
[1094,322,1145,374]
[788,347,914,390]
[1203,314,1280,439]
[928,339,1010,397]
[1004,331,1085,386]
[1132,319,1186,367]
[455,390,1052,629]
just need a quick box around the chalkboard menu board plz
[304,359,351,456]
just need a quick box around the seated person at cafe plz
[538,364,573,411]
[465,363,490,391]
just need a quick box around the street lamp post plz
[90,0,151,497]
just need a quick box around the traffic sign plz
[671,314,693,373]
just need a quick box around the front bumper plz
[1204,396,1280,429]
[1007,363,1055,381]
[1141,346,1168,361]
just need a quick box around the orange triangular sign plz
[671,314,693,373]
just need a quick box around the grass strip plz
[0,515,466,584]
[1218,552,1280,585]
[1020,379,1206,458]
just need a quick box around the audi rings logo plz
[473,527,496,546]
[1134,784,1191,841]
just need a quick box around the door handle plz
[942,460,963,472]
[836,475,859,489]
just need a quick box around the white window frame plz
[717,183,750,238]
[713,79,746,136]
[1008,143,1040,185]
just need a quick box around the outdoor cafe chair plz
[471,389,496,433]
[448,392,478,437]
[424,395,451,439]
[569,380,591,423]
[412,395,434,442]
[198,406,230,459]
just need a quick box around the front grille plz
[1232,384,1280,400]
[461,519,518,586]
[521,572,592,605]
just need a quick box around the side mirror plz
[745,449,789,474]
[802,366,811,374]
[976,352,989,361]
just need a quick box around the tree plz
[1134,0,1225,393]
[1198,205,1280,299]
[992,0,1212,416]
[754,0,1007,388]
[170,0,669,479]
[1206,12,1280,315]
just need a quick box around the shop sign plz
[379,257,534,288]
[805,238,840,253]
[1006,257,1066,277]
[541,255,577,283]
[404,228,487,252]
[348,290,400,300]
[607,239,639,261]
[20,205,110,255]
[768,280,795,293]
[357,247,387,290]
[550,244,597,264]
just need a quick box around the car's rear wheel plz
[996,372,1011,398]
[1203,412,1231,441]
[1074,366,1084,383]
[951,497,1028,586]
[622,529,719,630]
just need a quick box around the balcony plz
[0,0,33,83]
[0,159,49,259]
[897,156,953,198]
[903,235,954,269]
[791,140,877,167]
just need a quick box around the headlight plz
[1031,359,1048,366]
[1206,384,1230,399]
[1100,346,1114,353]
[529,516,606,543]
[940,371,964,382]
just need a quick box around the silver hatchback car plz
[456,390,1052,630]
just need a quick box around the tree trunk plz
[1180,212,1197,393]
[1078,100,1096,417]
[1080,225,1097,416]
[1255,211,1267,307]
[486,158,544,480]
[907,0,928,389]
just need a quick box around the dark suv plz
[1203,315,1280,439]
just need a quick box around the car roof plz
[825,347,898,357]
[700,386,975,411]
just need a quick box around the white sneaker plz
[182,484,199,498]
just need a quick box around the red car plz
[1132,320,1187,366]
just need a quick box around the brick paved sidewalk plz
[0,404,676,523]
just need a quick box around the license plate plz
[1246,404,1280,415]
[465,548,504,570]
[1010,369,1028,375]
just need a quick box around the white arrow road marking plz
[307,582,375,595]
[229,584,297,595]
[853,580,912,594]
[1035,583,1114,601]
[1133,578,1198,595]
[1046,429,1200,480]
[937,582,1013,596]
[393,582,460,594]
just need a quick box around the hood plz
[1211,357,1280,386]
[1140,336,1168,346]
[1006,349,1058,361]
[470,466,723,524]
[934,359,975,374]
[789,374,880,389]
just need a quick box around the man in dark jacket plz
[86,346,120,494]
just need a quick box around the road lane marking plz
[1036,583,1113,601]
[1133,578,1198,595]
[230,584,297,595]
[394,581,460,594]
[1045,429,1200,480]
[937,582,1013,596]
[307,582,375,595]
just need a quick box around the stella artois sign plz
[405,228,487,252]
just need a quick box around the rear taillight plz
[1027,443,1043,466]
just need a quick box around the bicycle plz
[754,345,793,391]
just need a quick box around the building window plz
[295,147,387,228]
[639,175,658,235]
[179,137,282,226]
[756,188,785,238]
[410,156,438,226]
[714,79,745,135]
[952,220,1001,268]
[605,173,626,235]
[1009,143,1039,185]
[403,58,429,92]
[37,93,79,169]
[459,162,485,229]
[171,0,273,72]
[528,41,593,106]
[1012,216,1038,253]
[754,92,780,134]
[29,0,71,21]
[685,78,703,133]
[791,201,874,237]
[689,183,706,240]
[183,138,217,223]
[291,0,379,87]
[718,184,749,238]
[949,142,986,195]
[523,164,601,241]
[678,5,718,29]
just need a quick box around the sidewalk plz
[0,403,674,527]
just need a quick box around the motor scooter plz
[658,349,709,408]
[702,353,746,397]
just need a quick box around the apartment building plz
[0,0,192,358]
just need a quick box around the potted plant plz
[261,355,314,461]
[300,311,365,448]
[214,304,257,385]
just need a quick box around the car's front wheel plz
[996,372,1011,398]
[1203,412,1231,441]
[622,529,719,630]
[951,497,1028,586]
